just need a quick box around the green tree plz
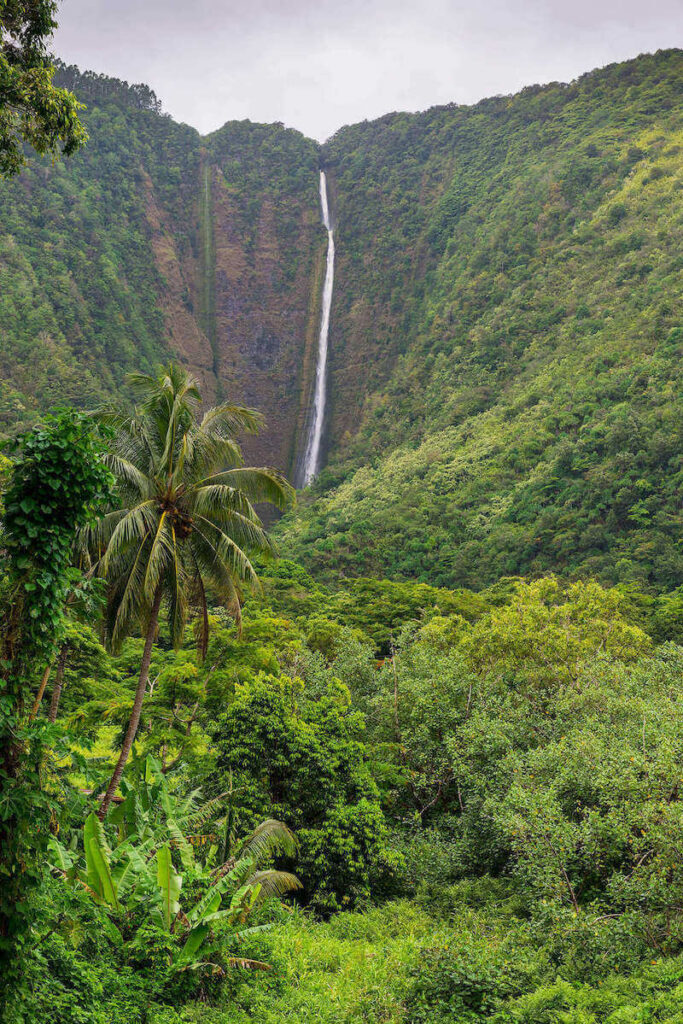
[87,364,293,819]
[462,578,651,691]
[0,0,87,176]
[212,672,402,911]
[0,410,112,986]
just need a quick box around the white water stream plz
[301,170,335,486]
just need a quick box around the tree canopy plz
[0,0,86,176]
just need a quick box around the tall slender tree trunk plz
[48,646,69,723]
[28,661,53,722]
[98,587,163,820]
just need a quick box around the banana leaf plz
[84,812,116,907]
[156,843,182,931]
[174,924,209,966]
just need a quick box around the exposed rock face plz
[202,123,323,470]
[0,84,324,480]
[141,169,217,402]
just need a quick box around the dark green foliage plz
[0,411,112,995]
[0,3,86,177]
[405,938,540,1023]
[3,410,113,662]
[211,673,401,912]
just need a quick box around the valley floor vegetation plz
[5,374,683,1022]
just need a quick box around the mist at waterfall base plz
[301,171,335,487]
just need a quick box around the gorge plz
[0,49,681,589]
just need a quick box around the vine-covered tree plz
[0,411,112,986]
[84,364,294,818]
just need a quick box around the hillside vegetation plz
[10,534,683,1022]
[0,69,202,423]
[0,65,321,471]
[1,52,681,594]
[283,49,683,592]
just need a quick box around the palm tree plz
[83,364,293,819]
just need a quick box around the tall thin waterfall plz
[302,170,335,486]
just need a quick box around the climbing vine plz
[0,410,113,989]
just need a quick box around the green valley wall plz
[0,72,325,480]
[285,50,683,591]
[2,53,683,594]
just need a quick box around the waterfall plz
[301,170,335,486]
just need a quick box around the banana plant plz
[49,802,301,973]
[108,754,227,869]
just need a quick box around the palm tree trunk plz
[48,646,69,723]
[28,661,54,722]
[98,586,163,820]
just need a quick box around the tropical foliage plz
[3,29,683,1024]
[81,363,292,818]
[49,759,300,977]
[0,410,112,992]
[0,2,87,176]
[8,546,683,1021]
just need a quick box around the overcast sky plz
[52,0,682,141]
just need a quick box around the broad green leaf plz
[88,837,119,911]
[156,844,181,931]
[160,788,194,870]
[174,924,209,966]
[48,836,75,877]
[84,812,111,903]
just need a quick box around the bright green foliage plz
[461,577,651,688]
[324,577,488,655]
[45,790,300,1001]
[0,2,86,177]
[282,50,683,591]
[371,637,475,821]
[255,559,492,656]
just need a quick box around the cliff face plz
[0,73,324,481]
[2,53,683,592]
[203,123,323,470]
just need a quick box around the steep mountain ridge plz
[0,51,681,589]
[284,48,683,591]
[0,68,324,471]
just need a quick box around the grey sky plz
[52,0,683,141]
